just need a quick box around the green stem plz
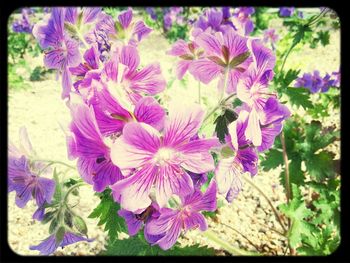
[202,229,259,255]
[31,159,76,170]
[63,182,87,203]
[220,222,261,252]
[202,93,236,124]
[280,131,291,203]
[76,28,89,48]
[242,175,287,234]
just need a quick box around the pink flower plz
[167,40,204,80]
[110,103,219,212]
[189,27,253,94]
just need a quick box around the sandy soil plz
[7,17,340,256]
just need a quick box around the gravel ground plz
[7,16,340,256]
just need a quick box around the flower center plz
[154,147,175,166]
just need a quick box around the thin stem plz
[37,163,53,176]
[76,27,89,48]
[31,159,76,170]
[198,81,201,105]
[201,229,259,255]
[202,93,236,124]
[63,182,87,203]
[242,175,287,234]
[220,222,261,252]
[233,203,286,237]
[280,131,291,203]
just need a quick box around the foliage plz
[101,233,216,256]
[88,189,127,241]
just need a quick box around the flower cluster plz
[20,6,290,254]
[12,8,35,33]
[294,70,340,93]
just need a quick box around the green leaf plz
[285,87,313,109]
[55,226,66,245]
[279,184,314,248]
[214,109,238,143]
[73,215,88,236]
[101,234,216,255]
[260,149,284,171]
[305,150,335,182]
[88,189,127,241]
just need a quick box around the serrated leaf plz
[88,189,127,241]
[214,109,238,143]
[305,150,335,182]
[260,149,284,171]
[285,87,313,109]
[101,234,216,256]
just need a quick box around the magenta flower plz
[30,231,93,255]
[167,40,204,80]
[110,103,219,212]
[90,82,165,136]
[33,8,82,99]
[190,27,253,94]
[237,39,276,146]
[69,44,100,90]
[103,45,165,104]
[215,110,258,202]
[144,180,217,250]
[95,8,152,46]
[67,98,123,192]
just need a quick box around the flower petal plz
[110,122,160,171]
[118,8,133,29]
[189,59,222,84]
[111,164,158,212]
[120,45,140,72]
[163,103,205,147]
[134,97,166,131]
[183,212,207,231]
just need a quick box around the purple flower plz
[95,8,152,47]
[118,203,160,236]
[222,7,231,20]
[32,8,82,99]
[144,180,217,250]
[294,71,323,93]
[321,73,335,93]
[67,98,123,192]
[237,39,276,146]
[279,7,295,17]
[231,7,255,36]
[331,71,340,87]
[99,44,166,105]
[193,8,231,36]
[90,82,166,137]
[30,231,93,255]
[8,127,55,220]
[163,13,173,30]
[190,27,253,94]
[69,45,100,90]
[167,40,203,80]
[146,7,157,20]
[110,103,219,213]
[215,110,258,202]
[12,8,33,33]
[258,97,291,152]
